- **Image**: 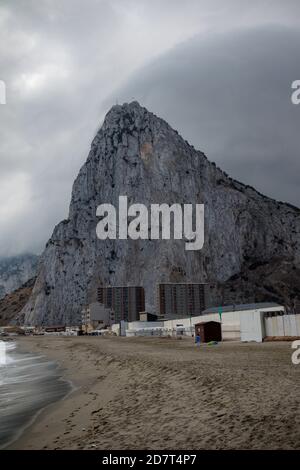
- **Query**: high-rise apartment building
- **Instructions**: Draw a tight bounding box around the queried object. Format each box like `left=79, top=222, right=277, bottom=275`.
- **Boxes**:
left=157, top=283, right=207, bottom=319
left=97, top=286, right=145, bottom=322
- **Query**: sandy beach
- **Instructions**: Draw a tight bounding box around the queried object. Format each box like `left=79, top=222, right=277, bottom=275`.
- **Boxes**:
left=8, top=336, right=300, bottom=450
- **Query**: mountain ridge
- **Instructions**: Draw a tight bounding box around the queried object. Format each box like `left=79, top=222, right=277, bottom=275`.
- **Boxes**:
left=0, top=277, right=36, bottom=326
left=0, top=254, right=39, bottom=300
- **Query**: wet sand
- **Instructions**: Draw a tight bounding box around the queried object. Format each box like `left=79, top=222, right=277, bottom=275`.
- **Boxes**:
left=9, top=336, right=300, bottom=450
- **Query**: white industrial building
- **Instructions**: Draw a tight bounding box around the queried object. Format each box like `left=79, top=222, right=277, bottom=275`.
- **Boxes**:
left=111, top=303, right=300, bottom=342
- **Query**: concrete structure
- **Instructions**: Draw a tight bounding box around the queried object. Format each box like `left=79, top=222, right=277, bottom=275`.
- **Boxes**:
left=44, top=325, right=66, bottom=333
left=264, top=312, right=300, bottom=337
left=119, top=302, right=295, bottom=342
left=111, top=313, right=238, bottom=339
left=81, top=302, right=111, bottom=334
left=98, top=286, right=145, bottom=322
left=240, top=308, right=300, bottom=341
left=111, top=320, right=164, bottom=337
left=111, top=322, right=122, bottom=336
left=157, top=283, right=206, bottom=319
left=139, top=312, right=158, bottom=322
left=65, top=326, right=82, bottom=336
left=202, top=302, right=284, bottom=315
left=240, top=310, right=266, bottom=342
left=203, top=303, right=285, bottom=342
left=163, top=310, right=241, bottom=340
left=126, top=321, right=165, bottom=337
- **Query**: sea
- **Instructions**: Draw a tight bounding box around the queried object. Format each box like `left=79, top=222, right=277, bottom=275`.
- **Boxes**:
left=0, top=339, right=71, bottom=449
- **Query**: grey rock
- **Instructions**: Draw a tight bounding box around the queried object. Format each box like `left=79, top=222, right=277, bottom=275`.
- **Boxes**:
left=0, top=254, right=39, bottom=300
left=20, top=102, right=300, bottom=325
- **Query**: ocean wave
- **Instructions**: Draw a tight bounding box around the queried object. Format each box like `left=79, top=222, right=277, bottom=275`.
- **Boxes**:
left=0, top=340, right=71, bottom=449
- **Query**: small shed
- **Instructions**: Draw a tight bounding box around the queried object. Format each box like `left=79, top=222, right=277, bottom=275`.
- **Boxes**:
left=195, top=321, right=222, bottom=343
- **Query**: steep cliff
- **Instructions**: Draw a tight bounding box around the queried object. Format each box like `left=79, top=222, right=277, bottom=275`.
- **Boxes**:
left=0, top=254, right=38, bottom=299
left=0, top=277, right=36, bottom=326
left=20, top=102, right=300, bottom=325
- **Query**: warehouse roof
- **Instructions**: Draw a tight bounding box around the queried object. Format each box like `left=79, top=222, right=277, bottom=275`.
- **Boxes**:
left=202, top=302, right=282, bottom=314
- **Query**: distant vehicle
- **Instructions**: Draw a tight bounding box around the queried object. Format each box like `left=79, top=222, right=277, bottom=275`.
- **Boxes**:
left=88, top=329, right=109, bottom=336
left=88, top=330, right=102, bottom=336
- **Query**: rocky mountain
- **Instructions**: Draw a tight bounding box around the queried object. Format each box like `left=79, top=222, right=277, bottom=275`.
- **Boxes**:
left=0, top=254, right=39, bottom=299
left=20, top=101, right=300, bottom=325
left=0, top=277, right=36, bottom=326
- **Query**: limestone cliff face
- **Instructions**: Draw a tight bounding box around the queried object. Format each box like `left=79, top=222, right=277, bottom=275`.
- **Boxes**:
left=0, top=277, right=36, bottom=326
left=0, top=254, right=38, bottom=300
left=21, top=102, right=300, bottom=325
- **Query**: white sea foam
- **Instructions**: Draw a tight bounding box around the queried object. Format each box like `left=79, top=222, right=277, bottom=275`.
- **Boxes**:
left=0, top=341, right=17, bottom=368
left=0, top=340, right=71, bottom=449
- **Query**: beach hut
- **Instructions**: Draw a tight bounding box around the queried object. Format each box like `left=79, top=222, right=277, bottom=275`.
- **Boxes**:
left=195, top=321, right=222, bottom=343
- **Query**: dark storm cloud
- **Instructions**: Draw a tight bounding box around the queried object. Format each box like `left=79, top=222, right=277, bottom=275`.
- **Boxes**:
left=112, top=26, right=300, bottom=207
left=0, top=0, right=300, bottom=257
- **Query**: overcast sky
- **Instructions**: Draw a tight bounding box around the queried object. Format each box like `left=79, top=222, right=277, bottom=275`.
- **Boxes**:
left=0, top=0, right=300, bottom=258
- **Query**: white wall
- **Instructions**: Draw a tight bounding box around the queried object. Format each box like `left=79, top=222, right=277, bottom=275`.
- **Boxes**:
left=127, top=321, right=164, bottom=330
left=122, top=312, right=241, bottom=340
left=265, top=314, right=300, bottom=337
left=163, top=311, right=241, bottom=340
left=112, top=305, right=300, bottom=342
left=240, top=310, right=265, bottom=342
left=111, top=321, right=130, bottom=336
left=111, top=323, right=120, bottom=335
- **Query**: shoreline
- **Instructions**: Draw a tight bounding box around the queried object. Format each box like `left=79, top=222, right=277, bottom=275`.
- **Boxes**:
left=3, top=376, right=73, bottom=450
left=8, top=336, right=131, bottom=450
left=7, top=336, right=300, bottom=450
left=2, top=339, right=73, bottom=450
left=6, top=338, right=80, bottom=450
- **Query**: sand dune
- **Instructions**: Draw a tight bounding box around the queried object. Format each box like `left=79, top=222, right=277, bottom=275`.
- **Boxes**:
left=10, top=336, right=300, bottom=450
